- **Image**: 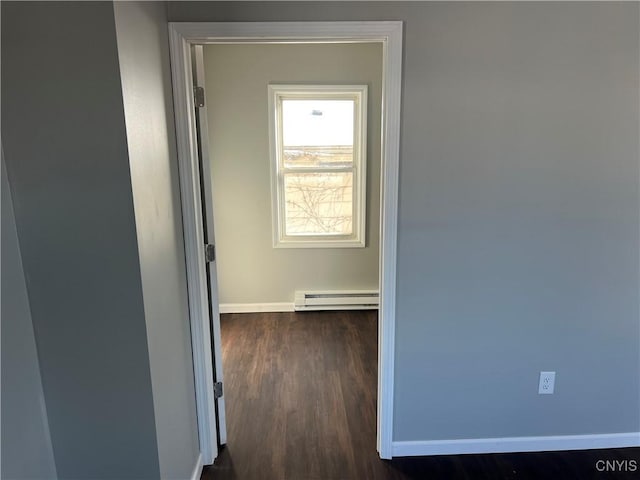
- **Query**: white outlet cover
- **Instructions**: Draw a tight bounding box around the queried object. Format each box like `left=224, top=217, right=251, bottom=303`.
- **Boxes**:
left=538, top=371, right=556, bottom=394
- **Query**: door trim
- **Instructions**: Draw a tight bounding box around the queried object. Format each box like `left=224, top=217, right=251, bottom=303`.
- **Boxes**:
left=168, top=21, right=403, bottom=461
left=168, top=27, right=219, bottom=465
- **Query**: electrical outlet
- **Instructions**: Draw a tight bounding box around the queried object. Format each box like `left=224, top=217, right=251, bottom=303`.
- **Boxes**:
left=538, top=371, right=556, bottom=394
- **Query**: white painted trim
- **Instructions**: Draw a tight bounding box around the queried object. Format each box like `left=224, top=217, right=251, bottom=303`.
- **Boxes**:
left=168, top=26, right=218, bottom=465
left=168, top=20, right=403, bottom=463
left=219, top=303, right=295, bottom=314
left=376, top=21, right=403, bottom=461
left=190, top=453, right=204, bottom=480
left=392, top=433, right=640, bottom=457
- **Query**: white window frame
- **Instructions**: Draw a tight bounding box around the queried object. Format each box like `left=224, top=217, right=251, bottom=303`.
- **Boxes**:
left=268, top=84, right=368, bottom=248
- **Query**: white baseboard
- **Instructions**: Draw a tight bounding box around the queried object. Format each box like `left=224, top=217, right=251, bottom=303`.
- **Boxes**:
left=219, top=302, right=295, bottom=314
left=190, top=452, right=203, bottom=480
left=392, top=432, right=640, bottom=457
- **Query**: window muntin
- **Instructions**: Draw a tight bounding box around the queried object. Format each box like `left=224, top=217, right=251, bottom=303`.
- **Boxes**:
left=269, top=85, right=367, bottom=248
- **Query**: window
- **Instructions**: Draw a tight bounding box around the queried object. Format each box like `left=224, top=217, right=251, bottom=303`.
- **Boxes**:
left=269, top=85, right=367, bottom=248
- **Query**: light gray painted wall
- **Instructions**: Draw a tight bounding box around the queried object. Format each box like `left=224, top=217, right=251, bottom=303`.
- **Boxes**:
left=2, top=156, right=58, bottom=480
left=113, top=2, right=200, bottom=478
left=203, top=43, right=382, bottom=305
left=170, top=2, right=640, bottom=442
left=1, top=2, right=160, bottom=477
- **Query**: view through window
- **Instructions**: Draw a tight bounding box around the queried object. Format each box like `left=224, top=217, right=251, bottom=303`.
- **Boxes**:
left=282, top=99, right=354, bottom=236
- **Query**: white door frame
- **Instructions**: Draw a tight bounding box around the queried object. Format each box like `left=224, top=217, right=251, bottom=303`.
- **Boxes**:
left=168, top=21, right=403, bottom=462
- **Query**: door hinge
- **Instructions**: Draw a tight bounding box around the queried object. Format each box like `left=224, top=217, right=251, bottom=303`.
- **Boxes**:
left=194, top=86, right=205, bottom=108
left=205, top=244, right=215, bottom=263
left=213, top=381, right=223, bottom=399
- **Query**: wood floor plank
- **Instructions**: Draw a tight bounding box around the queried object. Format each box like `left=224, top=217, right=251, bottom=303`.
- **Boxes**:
left=201, top=311, right=639, bottom=480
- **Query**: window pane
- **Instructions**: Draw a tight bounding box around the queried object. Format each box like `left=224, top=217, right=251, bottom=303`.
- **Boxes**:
left=283, top=145, right=353, bottom=169
left=282, top=99, right=354, bottom=168
left=284, top=172, right=353, bottom=236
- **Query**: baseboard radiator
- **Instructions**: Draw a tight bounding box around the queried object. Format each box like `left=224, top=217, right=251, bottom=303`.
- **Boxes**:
left=294, top=290, right=379, bottom=311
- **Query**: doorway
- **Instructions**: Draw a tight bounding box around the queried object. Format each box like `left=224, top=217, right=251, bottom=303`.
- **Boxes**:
left=168, top=21, right=403, bottom=463
left=201, top=42, right=382, bottom=314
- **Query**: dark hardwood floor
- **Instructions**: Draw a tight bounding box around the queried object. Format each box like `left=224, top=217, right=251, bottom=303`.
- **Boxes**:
left=201, top=311, right=639, bottom=480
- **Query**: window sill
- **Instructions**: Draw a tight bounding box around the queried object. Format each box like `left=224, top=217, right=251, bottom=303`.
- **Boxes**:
left=273, top=238, right=365, bottom=249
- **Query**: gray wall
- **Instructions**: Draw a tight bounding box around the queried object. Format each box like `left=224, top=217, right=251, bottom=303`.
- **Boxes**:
left=2, top=156, right=58, bottom=480
left=113, top=2, right=200, bottom=478
left=203, top=43, right=382, bottom=305
left=169, top=2, right=640, bottom=442
left=2, top=2, right=160, bottom=477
